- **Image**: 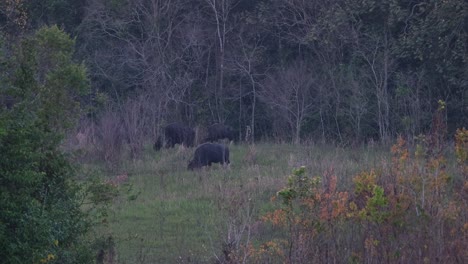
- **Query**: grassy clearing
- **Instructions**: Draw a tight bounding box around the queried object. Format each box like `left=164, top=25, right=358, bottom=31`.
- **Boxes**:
left=86, top=142, right=390, bottom=263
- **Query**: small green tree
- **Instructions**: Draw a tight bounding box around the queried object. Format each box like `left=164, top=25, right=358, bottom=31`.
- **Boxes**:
left=0, top=26, right=94, bottom=263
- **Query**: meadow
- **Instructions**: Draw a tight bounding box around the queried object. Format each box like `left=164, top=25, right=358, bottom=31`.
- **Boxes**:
left=83, top=132, right=467, bottom=264
left=83, top=142, right=384, bottom=263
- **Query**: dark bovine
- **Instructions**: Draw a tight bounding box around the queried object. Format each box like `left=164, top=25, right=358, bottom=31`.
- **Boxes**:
left=154, top=122, right=195, bottom=151
left=205, top=123, right=235, bottom=142
left=187, top=143, right=230, bottom=170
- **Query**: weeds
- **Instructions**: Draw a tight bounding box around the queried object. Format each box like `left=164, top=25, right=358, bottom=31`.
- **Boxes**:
left=246, top=126, right=467, bottom=263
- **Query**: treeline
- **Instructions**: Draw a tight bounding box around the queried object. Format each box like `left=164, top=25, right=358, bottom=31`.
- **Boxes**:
left=1, top=0, right=467, bottom=145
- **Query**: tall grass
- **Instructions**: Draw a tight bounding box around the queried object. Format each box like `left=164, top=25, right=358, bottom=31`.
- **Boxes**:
left=83, top=142, right=391, bottom=263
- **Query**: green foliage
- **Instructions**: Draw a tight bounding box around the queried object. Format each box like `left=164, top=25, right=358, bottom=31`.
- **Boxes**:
left=0, top=26, right=95, bottom=264
left=278, top=166, right=321, bottom=204
left=14, top=25, right=89, bottom=133
left=0, top=106, right=93, bottom=263
left=361, top=185, right=389, bottom=224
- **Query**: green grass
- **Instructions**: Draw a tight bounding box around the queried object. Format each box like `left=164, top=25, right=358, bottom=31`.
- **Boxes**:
left=86, top=142, right=390, bottom=263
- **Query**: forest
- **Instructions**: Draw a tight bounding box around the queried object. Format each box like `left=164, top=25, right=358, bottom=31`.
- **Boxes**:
left=2, top=0, right=467, bottom=146
left=0, top=0, right=467, bottom=263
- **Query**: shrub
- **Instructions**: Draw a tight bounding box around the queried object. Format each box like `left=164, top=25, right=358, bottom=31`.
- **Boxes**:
left=249, top=128, right=467, bottom=263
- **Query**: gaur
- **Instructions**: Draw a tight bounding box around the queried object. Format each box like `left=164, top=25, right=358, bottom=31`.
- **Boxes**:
left=187, top=143, right=230, bottom=170
left=154, top=122, right=195, bottom=151
left=205, top=123, right=235, bottom=142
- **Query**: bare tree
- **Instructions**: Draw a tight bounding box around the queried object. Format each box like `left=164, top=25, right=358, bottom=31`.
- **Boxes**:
left=121, top=94, right=163, bottom=159
left=344, top=70, right=369, bottom=142
left=260, top=61, right=317, bottom=144
left=394, top=70, right=428, bottom=142
left=352, top=17, right=396, bottom=142
left=202, top=0, right=240, bottom=122
left=230, top=31, right=267, bottom=143
left=79, top=0, right=200, bottom=140
left=96, top=105, right=124, bottom=169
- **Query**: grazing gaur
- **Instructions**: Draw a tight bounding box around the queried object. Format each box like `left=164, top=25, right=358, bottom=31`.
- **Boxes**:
left=205, top=123, right=235, bottom=142
left=154, top=122, right=195, bottom=151
left=187, top=143, right=230, bottom=170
